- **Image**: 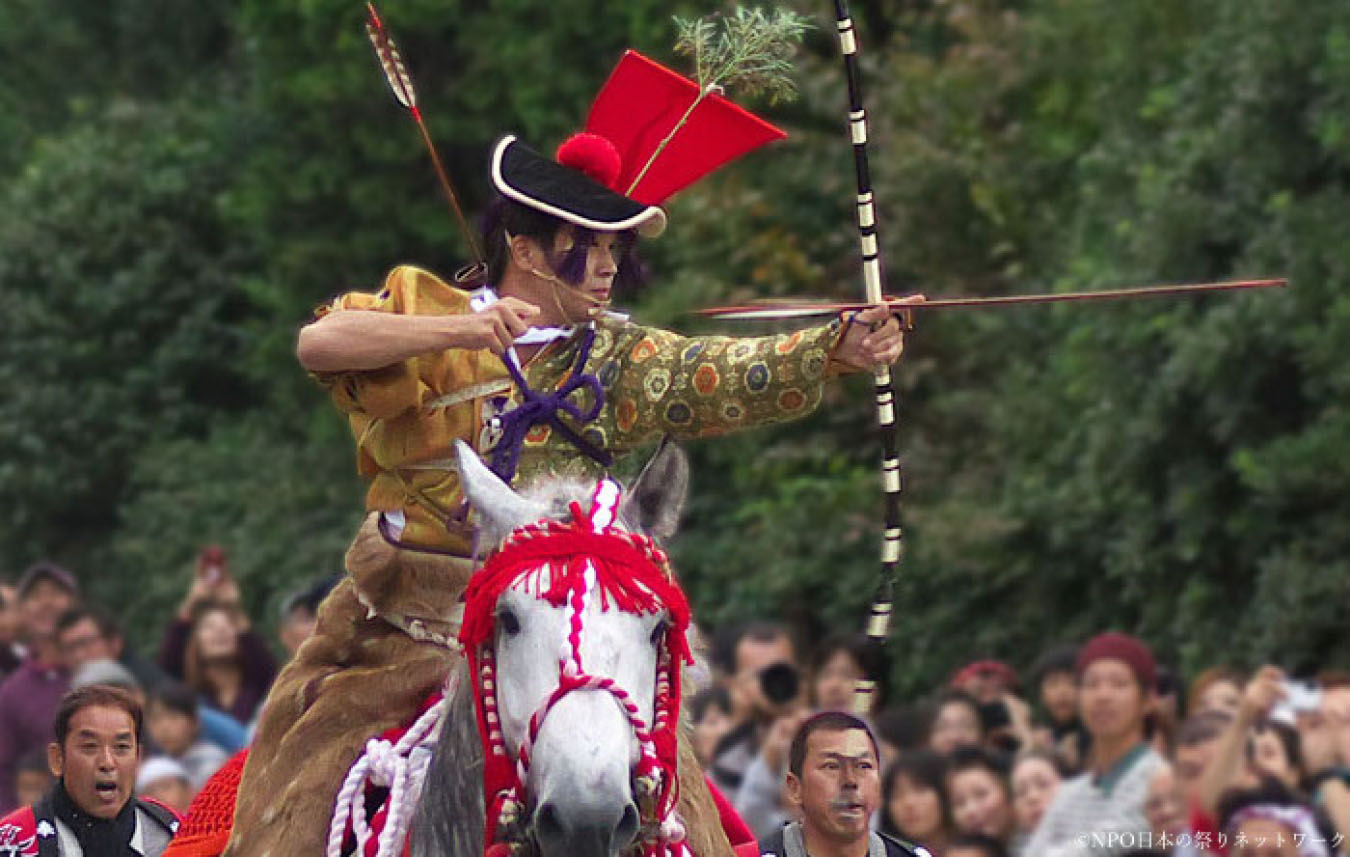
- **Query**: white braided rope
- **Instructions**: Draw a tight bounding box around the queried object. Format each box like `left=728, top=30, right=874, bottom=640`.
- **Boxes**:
left=326, top=689, right=451, bottom=857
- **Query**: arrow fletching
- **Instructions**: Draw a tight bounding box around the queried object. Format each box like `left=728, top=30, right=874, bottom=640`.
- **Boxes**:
left=366, top=3, right=417, bottom=110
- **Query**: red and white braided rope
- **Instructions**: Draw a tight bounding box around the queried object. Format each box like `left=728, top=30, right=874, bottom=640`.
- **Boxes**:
left=478, top=480, right=686, bottom=857
left=326, top=675, right=454, bottom=857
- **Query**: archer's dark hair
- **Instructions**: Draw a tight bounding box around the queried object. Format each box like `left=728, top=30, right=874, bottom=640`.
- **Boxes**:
left=480, top=196, right=647, bottom=295
left=54, top=685, right=143, bottom=747
left=788, top=711, right=879, bottom=778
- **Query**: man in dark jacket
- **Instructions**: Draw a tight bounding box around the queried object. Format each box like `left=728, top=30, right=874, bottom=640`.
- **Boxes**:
left=0, top=685, right=180, bottom=857
left=759, top=712, right=927, bottom=857
left=0, top=562, right=80, bottom=812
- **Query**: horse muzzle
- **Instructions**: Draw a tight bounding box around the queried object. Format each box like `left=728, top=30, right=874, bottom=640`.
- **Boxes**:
left=532, top=793, right=641, bottom=857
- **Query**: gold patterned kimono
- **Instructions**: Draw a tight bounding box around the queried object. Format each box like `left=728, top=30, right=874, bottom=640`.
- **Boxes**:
left=227, top=265, right=850, bottom=857
left=318, top=264, right=849, bottom=554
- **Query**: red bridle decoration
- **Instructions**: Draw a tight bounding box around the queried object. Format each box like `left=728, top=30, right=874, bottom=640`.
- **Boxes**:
left=459, top=480, right=693, bottom=857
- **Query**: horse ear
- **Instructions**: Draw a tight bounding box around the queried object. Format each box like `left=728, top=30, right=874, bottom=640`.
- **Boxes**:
left=622, top=436, right=689, bottom=541
left=454, top=440, right=547, bottom=545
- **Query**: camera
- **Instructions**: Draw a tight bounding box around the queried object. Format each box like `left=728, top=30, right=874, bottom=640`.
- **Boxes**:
left=1281, top=679, right=1322, bottom=713
left=759, top=662, right=800, bottom=706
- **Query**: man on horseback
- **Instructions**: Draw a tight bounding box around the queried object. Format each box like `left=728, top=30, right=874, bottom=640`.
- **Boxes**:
left=227, top=52, right=908, bottom=857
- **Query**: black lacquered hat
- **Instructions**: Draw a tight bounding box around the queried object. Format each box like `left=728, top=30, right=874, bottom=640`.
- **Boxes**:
left=491, top=134, right=668, bottom=237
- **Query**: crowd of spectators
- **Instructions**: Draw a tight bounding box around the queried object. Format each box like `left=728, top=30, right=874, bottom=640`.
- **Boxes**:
left=0, top=550, right=1347, bottom=857
left=693, top=623, right=1350, bottom=857
left=0, top=552, right=336, bottom=825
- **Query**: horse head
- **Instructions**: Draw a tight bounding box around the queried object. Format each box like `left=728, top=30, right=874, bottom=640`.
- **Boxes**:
left=443, top=440, right=692, bottom=857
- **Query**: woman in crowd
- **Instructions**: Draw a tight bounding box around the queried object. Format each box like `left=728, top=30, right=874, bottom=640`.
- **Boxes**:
left=1188, top=666, right=1245, bottom=717
left=946, top=747, right=1016, bottom=853
left=1009, top=748, right=1065, bottom=844
left=881, top=750, right=953, bottom=854
left=931, top=689, right=985, bottom=755
left=159, top=546, right=277, bottom=725
left=810, top=632, right=889, bottom=715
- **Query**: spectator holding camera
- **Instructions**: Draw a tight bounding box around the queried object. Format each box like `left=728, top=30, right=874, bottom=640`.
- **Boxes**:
left=1195, top=667, right=1294, bottom=820
left=731, top=638, right=812, bottom=837
left=1192, top=666, right=1350, bottom=848
left=711, top=622, right=800, bottom=793
left=158, top=546, right=276, bottom=726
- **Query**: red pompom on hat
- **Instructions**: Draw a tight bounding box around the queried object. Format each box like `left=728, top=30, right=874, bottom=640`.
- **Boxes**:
left=556, top=133, right=623, bottom=191
left=1076, top=632, right=1156, bottom=690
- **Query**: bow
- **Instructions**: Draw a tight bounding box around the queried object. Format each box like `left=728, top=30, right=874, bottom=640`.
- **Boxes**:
left=826, top=0, right=901, bottom=715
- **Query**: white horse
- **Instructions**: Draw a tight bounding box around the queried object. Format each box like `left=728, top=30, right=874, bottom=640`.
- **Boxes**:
left=408, top=440, right=700, bottom=857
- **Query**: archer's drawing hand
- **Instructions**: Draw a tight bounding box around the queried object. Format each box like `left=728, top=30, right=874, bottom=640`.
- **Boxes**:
left=460, top=297, right=541, bottom=354
left=835, top=298, right=923, bottom=369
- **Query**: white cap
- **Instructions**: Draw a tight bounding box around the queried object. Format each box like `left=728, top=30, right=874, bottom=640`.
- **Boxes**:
left=136, top=756, right=190, bottom=791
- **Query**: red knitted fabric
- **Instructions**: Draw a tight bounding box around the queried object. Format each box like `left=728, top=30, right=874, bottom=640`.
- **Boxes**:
left=161, top=749, right=249, bottom=857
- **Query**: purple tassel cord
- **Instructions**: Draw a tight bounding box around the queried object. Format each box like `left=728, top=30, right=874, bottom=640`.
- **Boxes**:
left=489, top=328, right=613, bottom=482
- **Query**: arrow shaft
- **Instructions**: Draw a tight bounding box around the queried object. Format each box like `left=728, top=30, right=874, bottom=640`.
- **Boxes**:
left=412, top=111, right=484, bottom=264
left=698, top=278, right=1287, bottom=320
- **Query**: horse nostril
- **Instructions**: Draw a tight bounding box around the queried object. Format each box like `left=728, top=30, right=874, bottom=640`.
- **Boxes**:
left=536, top=802, right=564, bottom=843
left=615, top=803, right=639, bottom=847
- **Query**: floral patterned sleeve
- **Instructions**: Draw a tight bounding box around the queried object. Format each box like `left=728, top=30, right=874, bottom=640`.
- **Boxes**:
left=604, top=319, right=847, bottom=448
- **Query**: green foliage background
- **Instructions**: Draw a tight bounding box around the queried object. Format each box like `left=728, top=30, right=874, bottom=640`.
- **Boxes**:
left=3, top=0, right=1348, bottom=690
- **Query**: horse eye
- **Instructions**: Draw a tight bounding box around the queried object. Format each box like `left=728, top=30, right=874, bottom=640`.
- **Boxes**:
left=498, top=608, right=521, bottom=637
left=649, top=619, right=668, bottom=647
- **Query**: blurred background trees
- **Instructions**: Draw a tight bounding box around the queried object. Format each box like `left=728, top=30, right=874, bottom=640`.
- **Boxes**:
left=4, top=0, right=1349, bottom=685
